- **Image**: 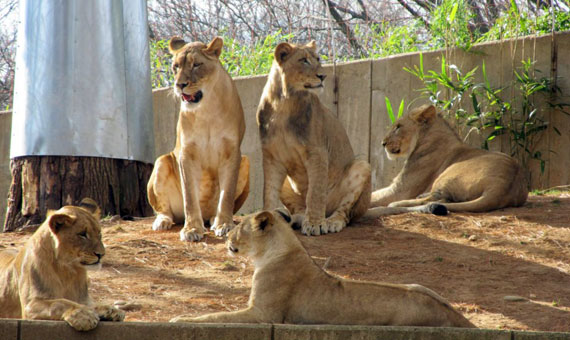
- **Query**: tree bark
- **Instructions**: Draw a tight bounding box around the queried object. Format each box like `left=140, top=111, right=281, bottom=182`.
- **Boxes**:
left=3, top=156, right=153, bottom=232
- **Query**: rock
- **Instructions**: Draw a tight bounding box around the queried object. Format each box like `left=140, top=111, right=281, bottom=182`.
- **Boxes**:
left=503, top=295, right=528, bottom=302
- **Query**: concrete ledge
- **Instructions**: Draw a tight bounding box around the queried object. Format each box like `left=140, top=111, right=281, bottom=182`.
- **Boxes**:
left=274, top=324, right=511, bottom=340
left=0, top=319, right=17, bottom=340
left=514, top=331, right=570, bottom=340
left=17, top=320, right=272, bottom=340
left=2, top=320, right=569, bottom=340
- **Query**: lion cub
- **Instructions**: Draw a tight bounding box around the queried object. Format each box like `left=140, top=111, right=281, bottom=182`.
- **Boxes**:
left=171, top=210, right=475, bottom=327
left=147, top=36, right=250, bottom=242
left=371, top=104, right=528, bottom=212
left=0, top=199, right=125, bottom=331
left=256, top=41, right=371, bottom=236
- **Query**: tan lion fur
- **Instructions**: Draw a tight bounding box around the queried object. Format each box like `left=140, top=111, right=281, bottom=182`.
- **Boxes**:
left=0, top=199, right=124, bottom=331
left=370, top=104, right=528, bottom=212
left=147, top=36, right=250, bottom=242
left=171, top=210, right=475, bottom=327
left=256, top=41, right=371, bottom=236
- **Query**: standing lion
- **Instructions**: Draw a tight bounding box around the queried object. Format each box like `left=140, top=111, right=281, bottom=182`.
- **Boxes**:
left=256, top=40, right=371, bottom=236
left=147, top=37, right=250, bottom=242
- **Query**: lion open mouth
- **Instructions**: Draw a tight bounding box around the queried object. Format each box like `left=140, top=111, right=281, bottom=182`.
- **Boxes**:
left=181, top=90, right=203, bottom=103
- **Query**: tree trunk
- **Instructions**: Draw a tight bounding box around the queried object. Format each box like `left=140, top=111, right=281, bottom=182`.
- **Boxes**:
left=3, top=156, right=153, bottom=232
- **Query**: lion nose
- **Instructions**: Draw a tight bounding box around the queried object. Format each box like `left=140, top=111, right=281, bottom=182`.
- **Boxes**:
left=176, top=82, right=188, bottom=90
left=95, top=252, right=104, bottom=260
left=381, top=140, right=387, bottom=147
left=317, top=74, right=326, bottom=81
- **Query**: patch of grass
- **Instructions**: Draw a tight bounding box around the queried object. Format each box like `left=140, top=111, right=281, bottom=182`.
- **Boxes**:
left=435, top=256, right=443, bottom=262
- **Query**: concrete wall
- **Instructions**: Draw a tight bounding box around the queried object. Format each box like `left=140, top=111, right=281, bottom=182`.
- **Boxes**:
left=2, top=32, right=570, bottom=219
left=1, top=320, right=569, bottom=340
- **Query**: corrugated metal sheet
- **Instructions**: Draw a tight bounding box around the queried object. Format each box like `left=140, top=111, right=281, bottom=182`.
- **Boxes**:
left=11, top=0, right=154, bottom=163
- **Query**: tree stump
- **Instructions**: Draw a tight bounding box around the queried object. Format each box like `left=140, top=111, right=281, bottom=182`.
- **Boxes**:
left=3, top=156, right=153, bottom=232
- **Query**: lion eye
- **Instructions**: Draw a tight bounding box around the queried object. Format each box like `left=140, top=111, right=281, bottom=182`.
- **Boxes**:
left=173, top=63, right=179, bottom=70
left=300, top=57, right=309, bottom=65
left=193, top=62, right=202, bottom=68
left=78, top=231, right=88, bottom=239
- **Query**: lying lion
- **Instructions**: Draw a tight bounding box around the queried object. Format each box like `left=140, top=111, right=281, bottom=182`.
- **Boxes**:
left=147, top=36, right=250, bottom=242
left=371, top=104, right=528, bottom=212
left=0, top=199, right=124, bottom=331
left=256, top=40, right=371, bottom=236
left=171, top=210, right=475, bottom=327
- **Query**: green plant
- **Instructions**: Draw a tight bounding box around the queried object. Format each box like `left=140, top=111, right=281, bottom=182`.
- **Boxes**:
left=358, top=21, right=421, bottom=59
left=221, top=30, right=294, bottom=77
left=385, top=97, right=405, bottom=123
left=427, top=0, right=474, bottom=51
left=405, top=53, right=568, bottom=179
left=149, top=39, right=174, bottom=88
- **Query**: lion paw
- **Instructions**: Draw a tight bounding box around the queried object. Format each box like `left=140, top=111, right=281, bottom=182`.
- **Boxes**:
left=152, top=215, right=173, bottom=231
left=63, top=306, right=99, bottom=331
left=180, top=223, right=205, bottom=242
left=326, top=215, right=347, bottom=233
left=301, top=219, right=327, bottom=236
left=94, top=304, right=125, bottom=322
left=210, top=220, right=235, bottom=237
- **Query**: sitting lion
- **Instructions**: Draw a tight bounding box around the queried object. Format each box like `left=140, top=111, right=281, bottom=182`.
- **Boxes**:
left=171, top=210, right=475, bottom=327
left=370, top=104, right=528, bottom=212
left=147, top=36, right=250, bottom=242
left=0, top=199, right=125, bottom=331
left=256, top=40, right=371, bottom=236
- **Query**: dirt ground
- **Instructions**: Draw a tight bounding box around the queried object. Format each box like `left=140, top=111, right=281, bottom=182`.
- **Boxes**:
left=1, top=193, right=569, bottom=332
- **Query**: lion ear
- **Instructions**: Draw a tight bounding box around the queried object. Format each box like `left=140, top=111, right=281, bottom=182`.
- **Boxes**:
left=411, top=104, right=436, bottom=124
left=79, top=198, right=101, bottom=221
left=254, top=211, right=275, bottom=231
left=275, top=42, right=294, bottom=65
left=204, top=37, right=223, bottom=58
left=47, top=212, right=76, bottom=234
left=306, top=40, right=317, bottom=51
left=169, top=36, right=186, bottom=53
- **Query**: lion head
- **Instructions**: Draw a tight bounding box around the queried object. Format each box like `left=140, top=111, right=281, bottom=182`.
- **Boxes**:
left=46, top=199, right=105, bottom=268
left=382, top=104, right=437, bottom=160
left=273, top=41, right=326, bottom=97
left=226, top=210, right=292, bottom=261
left=168, top=36, right=225, bottom=109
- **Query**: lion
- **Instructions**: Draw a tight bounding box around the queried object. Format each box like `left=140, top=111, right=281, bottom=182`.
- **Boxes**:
left=171, top=210, right=475, bottom=327
left=147, top=36, right=250, bottom=242
left=256, top=40, right=371, bottom=236
left=0, top=199, right=125, bottom=331
left=370, top=104, right=528, bottom=212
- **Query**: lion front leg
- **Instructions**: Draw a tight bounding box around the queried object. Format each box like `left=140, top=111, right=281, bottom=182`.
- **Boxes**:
left=302, top=149, right=329, bottom=236
left=262, top=151, right=288, bottom=210
left=326, top=160, right=371, bottom=233
left=25, top=298, right=99, bottom=331
left=210, top=148, right=241, bottom=237
left=178, top=149, right=207, bottom=242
